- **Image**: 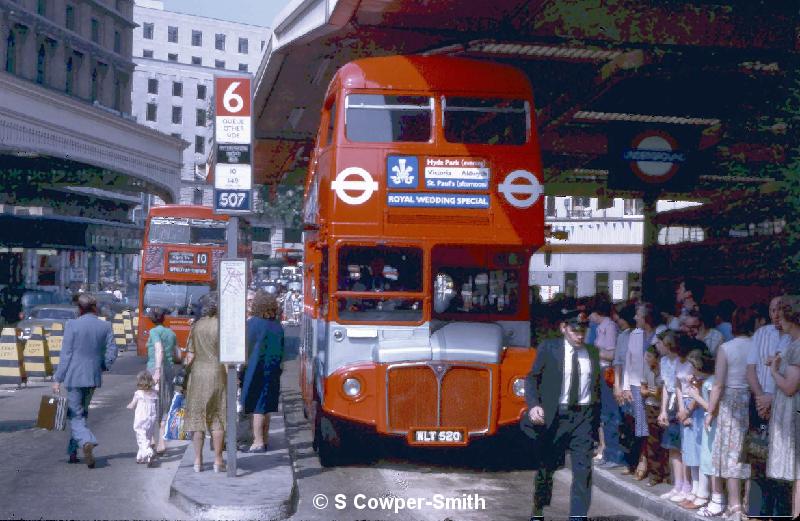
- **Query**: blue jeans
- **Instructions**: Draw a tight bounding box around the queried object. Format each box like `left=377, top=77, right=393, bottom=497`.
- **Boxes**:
left=66, top=387, right=97, bottom=455
left=600, top=378, right=625, bottom=464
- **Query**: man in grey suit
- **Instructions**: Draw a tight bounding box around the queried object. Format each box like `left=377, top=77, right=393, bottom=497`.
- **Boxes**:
left=52, top=293, right=116, bottom=468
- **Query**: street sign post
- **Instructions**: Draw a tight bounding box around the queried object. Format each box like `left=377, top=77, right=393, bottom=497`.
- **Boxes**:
left=213, top=76, right=253, bottom=477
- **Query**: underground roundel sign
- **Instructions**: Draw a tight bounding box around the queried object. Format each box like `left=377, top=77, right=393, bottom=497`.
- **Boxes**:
left=498, top=169, right=542, bottom=209
left=623, top=130, right=686, bottom=184
left=331, top=167, right=379, bottom=205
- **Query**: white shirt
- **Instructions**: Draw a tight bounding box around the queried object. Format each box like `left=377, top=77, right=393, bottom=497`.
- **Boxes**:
left=623, top=328, right=646, bottom=391
left=720, top=336, right=752, bottom=389
left=561, top=339, right=592, bottom=405
left=747, top=324, right=791, bottom=394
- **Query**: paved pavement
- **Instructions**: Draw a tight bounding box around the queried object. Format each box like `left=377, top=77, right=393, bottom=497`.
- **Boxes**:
left=0, top=350, right=188, bottom=520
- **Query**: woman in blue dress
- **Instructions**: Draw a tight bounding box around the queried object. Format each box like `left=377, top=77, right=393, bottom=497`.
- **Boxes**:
left=240, top=291, right=285, bottom=452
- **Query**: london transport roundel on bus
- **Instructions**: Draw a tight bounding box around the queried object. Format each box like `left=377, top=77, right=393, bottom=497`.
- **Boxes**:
left=331, top=167, right=379, bottom=205
left=625, top=130, right=684, bottom=184
left=498, top=170, right=542, bottom=209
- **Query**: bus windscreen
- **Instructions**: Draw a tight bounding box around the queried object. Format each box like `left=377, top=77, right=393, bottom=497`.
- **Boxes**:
left=345, top=94, right=432, bottom=143
left=148, top=217, right=227, bottom=245
left=143, top=281, right=210, bottom=317
left=443, top=97, right=528, bottom=145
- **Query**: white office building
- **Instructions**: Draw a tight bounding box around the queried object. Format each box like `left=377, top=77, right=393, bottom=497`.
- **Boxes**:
left=130, top=0, right=269, bottom=204
left=531, top=196, right=698, bottom=301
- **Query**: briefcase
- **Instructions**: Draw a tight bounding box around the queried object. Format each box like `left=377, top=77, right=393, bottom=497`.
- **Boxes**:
left=37, top=395, right=68, bottom=431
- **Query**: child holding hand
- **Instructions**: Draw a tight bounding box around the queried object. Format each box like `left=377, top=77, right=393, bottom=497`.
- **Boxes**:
left=128, top=370, right=158, bottom=464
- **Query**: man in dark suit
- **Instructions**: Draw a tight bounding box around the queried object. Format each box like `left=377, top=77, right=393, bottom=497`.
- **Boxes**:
left=521, top=309, right=602, bottom=521
left=52, top=293, right=116, bottom=468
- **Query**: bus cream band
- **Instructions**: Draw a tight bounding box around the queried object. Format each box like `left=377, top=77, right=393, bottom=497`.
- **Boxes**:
left=214, top=164, right=253, bottom=190
left=331, top=167, right=379, bottom=205
left=498, top=170, right=542, bottom=209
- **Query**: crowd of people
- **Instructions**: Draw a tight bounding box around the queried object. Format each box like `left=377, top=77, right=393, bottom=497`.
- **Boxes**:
left=578, top=280, right=800, bottom=520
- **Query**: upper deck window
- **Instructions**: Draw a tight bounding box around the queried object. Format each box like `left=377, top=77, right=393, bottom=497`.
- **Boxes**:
left=345, top=94, right=432, bottom=143
left=443, top=97, right=528, bottom=145
left=148, top=217, right=227, bottom=245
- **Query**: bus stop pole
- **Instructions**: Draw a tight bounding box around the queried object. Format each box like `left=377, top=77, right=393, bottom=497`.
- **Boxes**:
left=226, top=216, right=238, bottom=478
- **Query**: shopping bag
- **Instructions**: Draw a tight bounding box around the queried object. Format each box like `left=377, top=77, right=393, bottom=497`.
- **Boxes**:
left=163, top=391, right=188, bottom=441
left=37, top=395, right=67, bottom=431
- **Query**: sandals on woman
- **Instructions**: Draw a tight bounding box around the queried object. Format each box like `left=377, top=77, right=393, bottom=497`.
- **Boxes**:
left=723, top=505, right=745, bottom=521
left=697, top=501, right=725, bottom=518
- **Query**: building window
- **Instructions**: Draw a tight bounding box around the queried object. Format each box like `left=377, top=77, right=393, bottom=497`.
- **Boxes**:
left=191, top=56, right=201, bottom=65
left=191, top=30, right=202, bottom=47
left=194, top=136, right=205, bottom=154
left=36, top=43, right=47, bottom=84
left=91, top=18, right=101, bottom=44
left=565, top=272, right=577, bottom=299
left=5, top=31, right=15, bottom=74
left=172, top=106, right=182, bottom=124
left=167, top=53, right=178, bottom=62
left=624, top=198, right=644, bottom=216
left=193, top=188, right=203, bottom=205
left=146, top=103, right=157, bottom=121
left=260, top=40, right=265, bottom=50
left=143, top=22, right=154, bottom=40
left=90, top=66, right=98, bottom=102
left=215, top=59, right=225, bottom=69
left=143, top=49, right=153, bottom=58
left=595, top=272, right=609, bottom=297
left=65, top=56, right=74, bottom=94
left=170, top=132, right=181, bottom=139
left=196, top=84, right=206, bottom=99
left=113, top=74, right=122, bottom=111
left=195, top=108, right=206, bottom=126
left=545, top=196, right=556, bottom=217
left=238, top=37, right=248, bottom=54
left=37, top=0, right=47, bottom=16
left=65, top=5, right=75, bottom=30
left=172, top=81, right=182, bottom=97
left=114, top=31, right=121, bottom=53
left=215, top=33, right=225, bottom=51
left=147, top=78, right=158, bottom=94
left=238, top=63, right=248, bottom=72
left=167, top=26, right=178, bottom=43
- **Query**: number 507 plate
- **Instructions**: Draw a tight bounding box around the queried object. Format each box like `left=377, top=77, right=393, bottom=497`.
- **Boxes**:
left=408, top=428, right=467, bottom=446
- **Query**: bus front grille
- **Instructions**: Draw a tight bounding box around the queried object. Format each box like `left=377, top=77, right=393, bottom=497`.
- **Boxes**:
left=386, top=364, right=491, bottom=434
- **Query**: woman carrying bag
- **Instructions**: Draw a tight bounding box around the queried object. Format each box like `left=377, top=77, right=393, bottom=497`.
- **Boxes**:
left=146, top=307, right=177, bottom=455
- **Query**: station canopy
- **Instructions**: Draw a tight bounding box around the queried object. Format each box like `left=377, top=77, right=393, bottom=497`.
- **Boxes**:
left=252, top=0, right=798, bottom=201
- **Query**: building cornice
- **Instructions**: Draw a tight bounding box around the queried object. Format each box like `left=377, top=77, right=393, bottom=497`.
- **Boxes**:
left=84, top=0, right=137, bottom=29
left=0, top=71, right=182, bottom=201
left=1, top=0, right=135, bottom=71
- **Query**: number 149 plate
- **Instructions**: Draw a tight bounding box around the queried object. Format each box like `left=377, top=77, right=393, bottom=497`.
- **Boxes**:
left=408, top=428, right=467, bottom=446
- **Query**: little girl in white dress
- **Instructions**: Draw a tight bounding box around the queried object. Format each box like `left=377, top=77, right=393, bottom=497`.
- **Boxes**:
left=127, top=371, right=158, bottom=464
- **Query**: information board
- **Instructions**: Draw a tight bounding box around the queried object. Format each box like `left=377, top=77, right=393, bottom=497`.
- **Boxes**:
left=218, top=259, right=247, bottom=364
left=214, top=76, right=252, bottom=214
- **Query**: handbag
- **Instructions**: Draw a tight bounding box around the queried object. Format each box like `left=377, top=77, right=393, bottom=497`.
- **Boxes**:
left=37, top=395, right=67, bottom=431
left=163, top=391, right=189, bottom=441
left=603, top=366, right=615, bottom=388
left=744, top=424, right=769, bottom=465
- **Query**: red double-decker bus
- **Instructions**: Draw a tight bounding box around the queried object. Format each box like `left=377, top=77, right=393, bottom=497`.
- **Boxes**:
left=137, top=205, right=249, bottom=357
left=300, top=55, right=545, bottom=465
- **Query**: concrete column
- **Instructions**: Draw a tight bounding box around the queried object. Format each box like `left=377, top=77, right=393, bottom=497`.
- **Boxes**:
left=50, top=38, right=66, bottom=90
left=18, top=25, right=36, bottom=81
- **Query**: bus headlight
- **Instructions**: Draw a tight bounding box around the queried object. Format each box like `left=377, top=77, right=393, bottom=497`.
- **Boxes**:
left=333, top=329, right=344, bottom=342
left=343, top=378, right=361, bottom=398
left=512, top=377, right=525, bottom=397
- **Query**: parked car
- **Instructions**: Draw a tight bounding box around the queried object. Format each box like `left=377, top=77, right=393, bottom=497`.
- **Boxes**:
left=16, top=304, right=79, bottom=340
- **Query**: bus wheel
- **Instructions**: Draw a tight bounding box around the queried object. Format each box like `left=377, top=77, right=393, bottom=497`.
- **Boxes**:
left=313, top=403, right=343, bottom=467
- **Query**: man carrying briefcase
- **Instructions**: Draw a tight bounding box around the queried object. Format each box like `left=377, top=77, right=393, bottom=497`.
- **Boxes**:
left=51, top=294, right=116, bottom=468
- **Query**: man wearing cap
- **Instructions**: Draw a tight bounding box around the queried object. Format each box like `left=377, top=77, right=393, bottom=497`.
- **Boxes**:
left=521, top=309, right=602, bottom=521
